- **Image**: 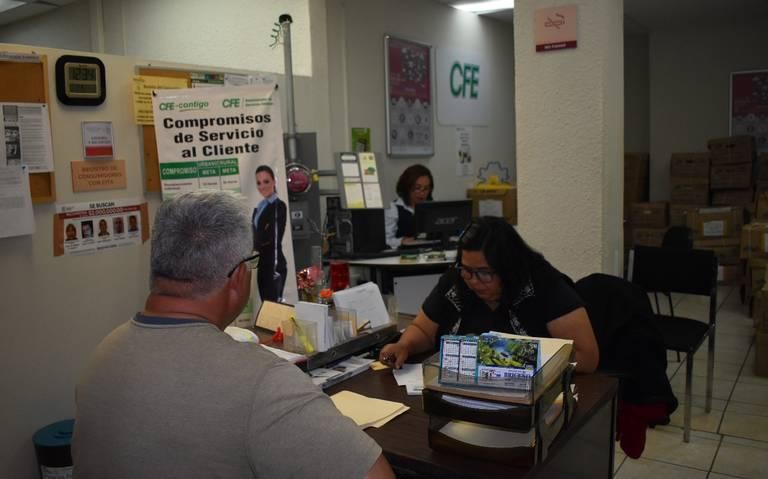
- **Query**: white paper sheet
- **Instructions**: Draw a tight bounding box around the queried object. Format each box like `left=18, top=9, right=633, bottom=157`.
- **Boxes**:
left=332, top=282, right=390, bottom=329
left=341, top=162, right=360, bottom=178
left=0, top=166, right=34, bottom=238
left=362, top=182, right=383, bottom=208
left=343, top=180, right=365, bottom=208
left=0, top=103, right=54, bottom=172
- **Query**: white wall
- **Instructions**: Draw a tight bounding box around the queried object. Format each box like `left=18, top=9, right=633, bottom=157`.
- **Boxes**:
left=514, top=0, right=624, bottom=279
left=325, top=0, right=516, bottom=205
left=648, top=20, right=768, bottom=201
left=0, top=0, right=91, bottom=51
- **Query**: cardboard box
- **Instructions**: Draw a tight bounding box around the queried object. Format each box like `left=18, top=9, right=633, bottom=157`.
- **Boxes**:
left=669, top=204, right=698, bottom=227
left=632, top=227, right=667, bottom=247
left=755, top=190, right=768, bottom=221
left=758, top=153, right=768, bottom=187
left=718, top=263, right=742, bottom=284
left=710, top=163, right=753, bottom=190
left=711, top=188, right=754, bottom=207
left=629, top=202, right=668, bottom=228
left=693, top=240, right=740, bottom=264
left=689, top=207, right=743, bottom=239
left=670, top=180, right=709, bottom=205
left=624, top=153, right=649, bottom=216
left=740, top=222, right=768, bottom=259
left=466, top=186, right=517, bottom=224
left=747, top=258, right=768, bottom=298
left=670, top=153, right=710, bottom=178
left=708, top=135, right=755, bottom=165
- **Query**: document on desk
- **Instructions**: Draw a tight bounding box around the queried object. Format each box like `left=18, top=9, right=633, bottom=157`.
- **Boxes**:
left=392, top=364, right=424, bottom=396
left=332, top=282, right=390, bottom=329
left=330, top=390, right=409, bottom=428
left=295, top=301, right=333, bottom=352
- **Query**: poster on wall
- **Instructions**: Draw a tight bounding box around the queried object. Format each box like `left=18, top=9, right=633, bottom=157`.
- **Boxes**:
left=151, top=85, right=298, bottom=305
left=53, top=198, right=149, bottom=256
left=436, top=47, right=489, bottom=126
left=385, top=35, right=434, bottom=157
left=731, top=70, right=768, bottom=152
left=0, top=102, right=54, bottom=172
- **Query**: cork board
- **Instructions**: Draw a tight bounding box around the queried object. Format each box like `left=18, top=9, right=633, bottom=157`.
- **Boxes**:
left=0, top=54, right=56, bottom=203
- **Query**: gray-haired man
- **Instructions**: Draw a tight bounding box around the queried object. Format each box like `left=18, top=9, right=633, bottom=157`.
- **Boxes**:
left=73, top=190, right=394, bottom=478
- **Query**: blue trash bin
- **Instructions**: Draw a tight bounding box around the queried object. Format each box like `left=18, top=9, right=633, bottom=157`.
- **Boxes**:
left=33, top=419, right=74, bottom=479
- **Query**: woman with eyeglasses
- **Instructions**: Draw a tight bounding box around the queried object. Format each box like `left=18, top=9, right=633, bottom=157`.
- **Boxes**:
left=380, top=216, right=600, bottom=373
left=252, top=165, right=287, bottom=302
left=384, top=164, right=434, bottom=249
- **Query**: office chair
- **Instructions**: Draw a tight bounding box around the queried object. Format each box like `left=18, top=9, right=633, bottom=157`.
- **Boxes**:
left=659, top=225, right=695, bottom=363
left=630, top=245, right=718, bottom=443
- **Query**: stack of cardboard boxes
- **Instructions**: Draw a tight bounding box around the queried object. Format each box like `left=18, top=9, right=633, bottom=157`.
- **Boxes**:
left=624, top=153, right=650, bottom=257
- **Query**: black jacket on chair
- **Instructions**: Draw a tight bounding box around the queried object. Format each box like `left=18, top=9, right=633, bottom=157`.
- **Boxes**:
left=575, top=273, right=678, bottom=414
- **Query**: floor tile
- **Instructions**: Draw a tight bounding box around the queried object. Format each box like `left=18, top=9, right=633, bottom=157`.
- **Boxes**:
left=726, top=400, right=768, bottom=417
left=693, top=348, right=748, bottom=366
left=640, top=426, right=720, bottom=470
left=668, top=404, right=724, bottom=433
left=707, top=474, right=744, bottom=479
left=614, top=450, right=626, bottom=474
left=730, top=381, right=768, bottom=407
left=720, top=408, right=768, bottom=442
left=614, top=458, right=708, bottom=478
left=690, top=359, right=742, bottom=381
left=671, top=375, right=735, bottom=401
left=712, top=436, right=768, bottom=478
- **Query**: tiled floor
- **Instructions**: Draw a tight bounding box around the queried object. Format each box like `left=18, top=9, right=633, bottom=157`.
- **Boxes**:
left=613, top=286, right=768, bottom=478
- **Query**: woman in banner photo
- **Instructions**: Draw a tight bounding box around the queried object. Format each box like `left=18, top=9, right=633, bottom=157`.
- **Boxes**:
left=252, top=165, right=287, bottom=302
left=379, top=216, right=600, bottom=372
left=384, top=164, right=434, bottom=249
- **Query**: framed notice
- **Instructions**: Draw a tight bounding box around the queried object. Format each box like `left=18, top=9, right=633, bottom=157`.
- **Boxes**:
left=731, top=70, right=768, bottom=152
left=384, top=35, right=434, bottom=157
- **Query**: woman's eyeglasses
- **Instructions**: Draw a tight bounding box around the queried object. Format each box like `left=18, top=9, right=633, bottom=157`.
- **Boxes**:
left=456, top=264, right=496, bottom=283
left=411, top=184, right=431, bottom=193
left=227, top=253, right=260, bottom=277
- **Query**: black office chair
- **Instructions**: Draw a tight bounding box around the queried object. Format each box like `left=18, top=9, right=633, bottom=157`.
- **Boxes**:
left=630, top=245, right=718, bottom=443
left=658, top=225, right=695, bottom=363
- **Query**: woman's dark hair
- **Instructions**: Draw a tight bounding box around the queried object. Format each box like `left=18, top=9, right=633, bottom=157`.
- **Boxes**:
left=396, top=164, right=434, bottom=204
left=456, top=217, right=544, bottom=298
left=255, top=165, right=275, bottom=179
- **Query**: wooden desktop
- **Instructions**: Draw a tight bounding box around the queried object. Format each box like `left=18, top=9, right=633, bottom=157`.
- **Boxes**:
left=325, top=368, right=618, bottom=479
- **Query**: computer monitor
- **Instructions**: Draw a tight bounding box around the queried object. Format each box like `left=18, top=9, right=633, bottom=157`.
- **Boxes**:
left=349, top=208, right=388, bottom=254
left=414, top=200, right=473, bottom=250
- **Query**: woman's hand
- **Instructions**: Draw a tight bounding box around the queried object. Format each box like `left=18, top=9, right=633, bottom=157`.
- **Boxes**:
left=379, top=343, right=410, bottom=369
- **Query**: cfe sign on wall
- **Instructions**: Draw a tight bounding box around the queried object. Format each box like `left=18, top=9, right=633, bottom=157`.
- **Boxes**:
left=437, top=47, right=489, bottom=126
left=535, top=5, right=578, bottom=52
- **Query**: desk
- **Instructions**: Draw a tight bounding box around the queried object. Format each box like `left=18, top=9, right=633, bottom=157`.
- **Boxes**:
left=326, top=370, right=618, bottom=479
left=344, top=254, right=454, bottom=295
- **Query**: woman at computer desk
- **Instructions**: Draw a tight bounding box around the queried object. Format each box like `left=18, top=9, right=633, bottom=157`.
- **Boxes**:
left=384, top=164, right=434, bottom=249
left=380, top=216, right=599, bottom=372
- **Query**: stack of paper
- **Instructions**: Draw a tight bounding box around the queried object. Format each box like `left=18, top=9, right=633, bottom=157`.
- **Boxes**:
left=309, top=355, right=374, bottom=389
left=295, top=301, right=334, bottom=352
left=392, top=363, right=424, bottom=395
left=332, top=282, right=390, bottom=329
left=260, top=344, right=307, bottom=363
left=330, top=390, right=409, bottom=428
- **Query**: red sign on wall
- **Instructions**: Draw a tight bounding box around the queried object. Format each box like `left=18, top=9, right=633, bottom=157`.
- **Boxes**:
left=535, top=5, right=578, bottom=53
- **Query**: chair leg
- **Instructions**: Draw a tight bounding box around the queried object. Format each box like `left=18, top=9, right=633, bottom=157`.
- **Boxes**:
left=684, top=352, right=693, bottom=443
left=706, top=329, right=716, bottom=414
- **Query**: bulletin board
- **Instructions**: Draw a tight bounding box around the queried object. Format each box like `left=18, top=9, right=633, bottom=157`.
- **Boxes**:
left=0, top=54, right=56, bottom=203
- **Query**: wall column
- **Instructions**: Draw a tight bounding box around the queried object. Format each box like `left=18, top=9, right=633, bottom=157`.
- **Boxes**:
left=514, top=0, right=623, bottom=279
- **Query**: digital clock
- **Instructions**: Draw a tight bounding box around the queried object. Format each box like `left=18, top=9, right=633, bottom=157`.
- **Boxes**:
left=55, top=55, right=106, bottom=106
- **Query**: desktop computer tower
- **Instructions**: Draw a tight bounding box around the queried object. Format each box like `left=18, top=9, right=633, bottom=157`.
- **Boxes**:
left=328, top=200, right=386, bottom=257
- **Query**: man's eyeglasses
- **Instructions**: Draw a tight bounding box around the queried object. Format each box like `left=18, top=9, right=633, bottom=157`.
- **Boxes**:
left=227, top=253, right=260, bottom=277
left=456, top=264, right=496, bottom=283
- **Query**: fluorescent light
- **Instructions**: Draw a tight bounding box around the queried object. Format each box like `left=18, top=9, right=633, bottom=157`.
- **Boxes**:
left=0, top=0, right=24, bottom=15
left=453, top=1, right=514, bottom=14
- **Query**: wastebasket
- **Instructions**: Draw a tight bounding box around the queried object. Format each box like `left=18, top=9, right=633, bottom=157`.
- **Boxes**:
left=33, top=419, right=74, bottom=479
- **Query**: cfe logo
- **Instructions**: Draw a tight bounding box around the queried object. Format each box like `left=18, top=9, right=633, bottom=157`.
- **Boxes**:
left=159, top=102, right=175, bottom=111
left=222, top=98, right=240, bottom=108
left=450, top=62, right=479, bottom=99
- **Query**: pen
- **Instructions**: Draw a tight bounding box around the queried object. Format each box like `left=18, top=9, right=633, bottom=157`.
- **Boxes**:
left=356, top=321, right=371, bottom=333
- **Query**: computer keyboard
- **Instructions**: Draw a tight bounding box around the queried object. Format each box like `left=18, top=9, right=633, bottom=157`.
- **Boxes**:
left=342, top=250, right=402, bottom=260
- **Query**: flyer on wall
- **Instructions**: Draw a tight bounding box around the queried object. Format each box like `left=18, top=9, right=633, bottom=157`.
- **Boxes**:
left=0, top=102, right=54, bottom=172
left=53, top=198, right=149, bottom=256
left=151, top=85, right=298, bottom=305
left=731, top=70, right=768, bottom=152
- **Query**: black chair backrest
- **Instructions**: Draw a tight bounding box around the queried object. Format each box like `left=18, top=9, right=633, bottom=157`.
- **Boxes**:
left=662, top=226, right=694, bottom=250
left=632, top=246, right=717, bottom=297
